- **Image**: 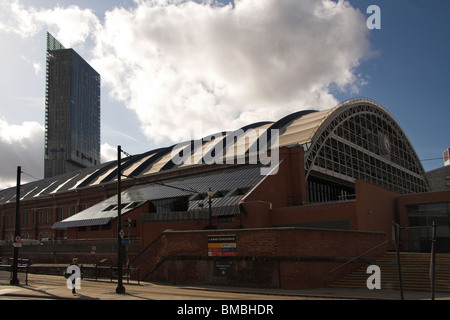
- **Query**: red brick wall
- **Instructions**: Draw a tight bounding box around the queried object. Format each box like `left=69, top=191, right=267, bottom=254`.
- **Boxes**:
left=240, top=201, right=272, bottom=228
left=242, top=147, right=306, bottom=211
left=269, top=200, right=357, bottom=228
left=286, top=147, right=307, bottom=205
left=141, top=220, right=210, bottom=247
left=131, top=227, right=387, bottom=289
left=254, top=180, right=399, bottom=251
left=354, top=180, right=398, bottom=244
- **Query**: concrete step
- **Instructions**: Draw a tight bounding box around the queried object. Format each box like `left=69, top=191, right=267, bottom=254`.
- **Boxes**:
left=330, top=252, right=450, bottom=292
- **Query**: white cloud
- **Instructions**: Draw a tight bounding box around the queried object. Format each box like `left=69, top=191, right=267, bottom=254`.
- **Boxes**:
left=101, top=142, right=117, bottom=163
left=1, top=0, right=100, bottom=47
left=0, top=0, right=372, bottom=182
left=20, top=55, right=42, bottom=75
left=0, top=124, right=116, bottom=190
left=32, top=62, right=42, bottom=75
left=91, top=0, right=370, bottom=144
left=0, top=119, right=44, bottom=189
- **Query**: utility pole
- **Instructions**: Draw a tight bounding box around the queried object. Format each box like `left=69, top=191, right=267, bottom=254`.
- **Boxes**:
left=208, top=188, right=213, bottom=228
left=431, top=220, right=436, bottom=300
left=10, top=166, right=21, bottom=285
left=116, top=146, right=125, bottom=294
left=393, top=222, right=404, bottom=300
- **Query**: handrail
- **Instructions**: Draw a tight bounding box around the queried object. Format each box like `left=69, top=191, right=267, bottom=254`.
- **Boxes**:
left=326, top=239, right=389, bottom=275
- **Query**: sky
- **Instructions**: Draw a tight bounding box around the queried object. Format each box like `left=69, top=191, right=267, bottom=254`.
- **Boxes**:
left=0, top=0, right=448, bottom=189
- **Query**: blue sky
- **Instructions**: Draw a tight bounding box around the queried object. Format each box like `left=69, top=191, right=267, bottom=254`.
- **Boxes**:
left=0, top=0, right=448, bottom=188
left=342, top=0, right=450, bottom=171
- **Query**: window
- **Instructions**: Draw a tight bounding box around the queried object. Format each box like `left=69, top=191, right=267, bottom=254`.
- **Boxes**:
left=406, top=202, right=450, bottom=252
left=217, top=215, right=235, bottom=223
left=102, top=221, right=111, bottom=230
left=152, top=196, right=189, bottom=213
left=306, top=105, right=428, bottom=196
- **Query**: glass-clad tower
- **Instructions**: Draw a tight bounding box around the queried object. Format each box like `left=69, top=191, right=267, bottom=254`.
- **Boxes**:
left=44, top=33, right=100, bottom=178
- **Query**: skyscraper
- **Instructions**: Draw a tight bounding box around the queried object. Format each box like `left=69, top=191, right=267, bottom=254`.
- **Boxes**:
left=44, top=32, right=101, bottom=178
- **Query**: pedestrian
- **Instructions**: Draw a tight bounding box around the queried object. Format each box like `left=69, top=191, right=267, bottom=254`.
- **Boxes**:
left=65, top=257, right=81, bottom=294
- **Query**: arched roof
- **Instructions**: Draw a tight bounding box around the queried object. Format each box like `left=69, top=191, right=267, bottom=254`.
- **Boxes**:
left=302, top=98, right=429, bottom=194
left=0, top=97, right=429, bottom=204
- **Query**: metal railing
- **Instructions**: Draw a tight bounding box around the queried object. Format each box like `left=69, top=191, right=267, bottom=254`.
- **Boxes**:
left=0, top=238, right=142, bottom=254
left=80, top=265, right=140, bottom=285
left=0, top=262, right=140, bottom=286
left=0, top=264, right=29, bottom=285
left=326, top=240, right=389, bottom=275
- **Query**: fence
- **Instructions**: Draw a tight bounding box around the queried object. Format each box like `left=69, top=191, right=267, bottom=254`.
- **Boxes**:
left=0, top=238, right=142, bottom=255
left=80, top=265, right=140, bottom=284
left=0, top=262, right=140, bottom=286
left=0, top=263, right=29, bottom=285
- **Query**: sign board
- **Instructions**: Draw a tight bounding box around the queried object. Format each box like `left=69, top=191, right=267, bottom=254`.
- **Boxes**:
left=13, top=235, right=22, bottom=247
left=214, top=261, right=234, bottom=277
left=208, top=235, right=236, bottom=257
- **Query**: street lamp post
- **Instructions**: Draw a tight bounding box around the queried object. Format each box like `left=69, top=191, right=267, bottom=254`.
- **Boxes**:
left=10, top=166, right=21, bottom=285
left=207, top=188, right=213, bottom=228
left=392, top=222, right=404, bottom=300
left=116, top=146, right=125, bottom=294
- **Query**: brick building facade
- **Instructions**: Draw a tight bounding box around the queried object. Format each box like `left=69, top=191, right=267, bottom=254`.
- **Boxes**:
left=1, top=98, right=448, bottom=288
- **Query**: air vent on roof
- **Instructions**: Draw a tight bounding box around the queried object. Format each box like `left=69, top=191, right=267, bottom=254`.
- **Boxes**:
left=102, top=204, right=116, bottom=212
left=102, top=203, right=130, bottom=212
left=191, top=193, right=207, bottom=201
left=125, top=202, right=142, bottom=210
left=212, top=190, right=229, bottom=198
left=230, top=187, right=250, bottom=196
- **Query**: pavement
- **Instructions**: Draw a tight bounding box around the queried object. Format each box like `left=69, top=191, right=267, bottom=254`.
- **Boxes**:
left=0, top=272, right=449, bottom=301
